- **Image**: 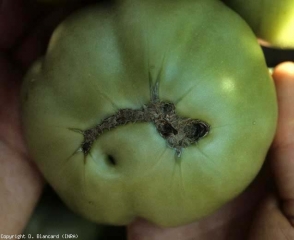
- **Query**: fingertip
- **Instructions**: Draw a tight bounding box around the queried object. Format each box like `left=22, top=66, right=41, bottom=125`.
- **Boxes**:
left=270, top=61, right=294, bottom=132
left=272, top=62, right=294, bottom=82
left=269, top=61, right=294, bottom=227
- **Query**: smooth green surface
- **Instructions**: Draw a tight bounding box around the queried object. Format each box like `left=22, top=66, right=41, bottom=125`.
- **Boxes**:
left=21, top=0, right=277, bottom=227
left=223, top=0, right=294, bottom=48
left=24, top=186, right=105, bottom=239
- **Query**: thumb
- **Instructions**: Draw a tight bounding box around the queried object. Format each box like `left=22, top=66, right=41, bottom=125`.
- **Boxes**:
left=249, top=62, right=294, bottom=239
left=271, top=62, right=294, bottom=223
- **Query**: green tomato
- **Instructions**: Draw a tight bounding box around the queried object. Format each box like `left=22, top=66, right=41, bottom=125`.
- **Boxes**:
left=21, top=0, right=277, bottom=227
left=222, top=0, right=294, bottom=48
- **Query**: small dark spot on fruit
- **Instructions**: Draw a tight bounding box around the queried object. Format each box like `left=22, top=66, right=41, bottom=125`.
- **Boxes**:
left=107, top=155, right=116, bottom=166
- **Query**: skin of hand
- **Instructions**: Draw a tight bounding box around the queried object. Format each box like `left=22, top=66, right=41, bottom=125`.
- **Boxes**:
left=1, top=1, right=294, bottom=238
left=0, top=0, right=88, bottom=234
left=0, top=0, right=43, bottom=234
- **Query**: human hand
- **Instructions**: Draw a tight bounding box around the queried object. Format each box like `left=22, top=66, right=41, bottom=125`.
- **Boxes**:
left=2, top=1, right=293, bottom=238
left=0, top=0, right=43, bottom=234
left=0, top=0, right=91, bottom=234
left=127, top=63, right=294, bottom=240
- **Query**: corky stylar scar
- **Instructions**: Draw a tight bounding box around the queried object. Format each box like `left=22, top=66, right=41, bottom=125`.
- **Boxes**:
left=77, top=81, right=210, bottom=157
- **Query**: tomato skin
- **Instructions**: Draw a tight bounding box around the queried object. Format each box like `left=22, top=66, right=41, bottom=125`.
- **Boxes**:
left=21, top=0, right=277, bottom=227
left=222, top=0, right=294, bottom=48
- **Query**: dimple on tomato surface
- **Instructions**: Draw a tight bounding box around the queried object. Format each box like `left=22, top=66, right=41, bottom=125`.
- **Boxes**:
left=21, top=0, right=277, bottom=227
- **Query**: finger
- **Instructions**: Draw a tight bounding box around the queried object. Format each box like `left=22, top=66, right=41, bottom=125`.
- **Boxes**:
left=0, top=141, right=44, bottom=234
left=248, top=195, right=294, bottom=240
left=0, top=53, right=26, bottom=154
left=0, top=53, right=44, bottom=234
left=270, top=62, right=294, bottom=224
left=245, top=62, right=294, bottom=239
left=127, top=218, right=201, bottom=240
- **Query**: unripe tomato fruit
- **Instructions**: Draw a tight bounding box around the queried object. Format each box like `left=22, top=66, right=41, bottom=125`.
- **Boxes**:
left=222, top=0, right=294, bottom=48
left=21, top=0, right=277, bottom=227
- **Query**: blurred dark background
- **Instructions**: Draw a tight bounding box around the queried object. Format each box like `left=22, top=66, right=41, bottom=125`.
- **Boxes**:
left=262, top=46, right=294, bottom=67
